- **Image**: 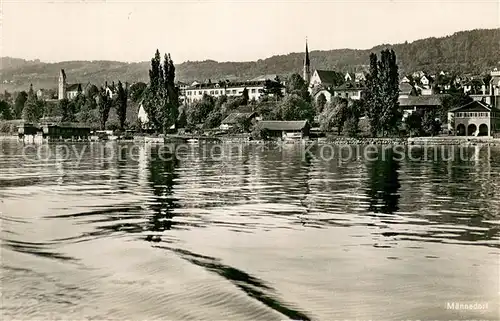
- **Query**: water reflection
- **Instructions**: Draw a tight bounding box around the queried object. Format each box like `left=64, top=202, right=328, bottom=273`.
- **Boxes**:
left=365, top=147, right=401, bottom=215
left=1, top=140, right=499, bottom=320
left=146, top=146, right=179, bottom=235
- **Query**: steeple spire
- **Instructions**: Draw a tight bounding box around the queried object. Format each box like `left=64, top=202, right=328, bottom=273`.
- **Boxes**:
left=304, top=37, right=310, bottom=67
left=303, top=38, right=311, bottom=84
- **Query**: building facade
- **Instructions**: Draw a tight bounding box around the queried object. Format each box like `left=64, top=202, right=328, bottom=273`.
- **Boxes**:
left=184, top=81, right=266, bottom=104
left=58, top=69, right=66, bottom=100
left=258, top=120, right=310, bottom=140
left=58, top=69, right=84, bottom=100
left=450, top=100, right=500, bottom=137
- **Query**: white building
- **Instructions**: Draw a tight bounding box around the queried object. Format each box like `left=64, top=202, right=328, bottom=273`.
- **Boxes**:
left=184, top=80, right=267, bottom=104
left=137, top=102, right=149, bottom=124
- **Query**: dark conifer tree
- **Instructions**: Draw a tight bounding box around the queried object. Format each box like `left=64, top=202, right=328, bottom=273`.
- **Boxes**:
left=97, top=88, right=112, bottom=129
left=115, top=81, right=128, bottom=130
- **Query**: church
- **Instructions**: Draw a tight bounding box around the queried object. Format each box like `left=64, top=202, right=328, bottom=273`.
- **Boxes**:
left=302, top=41, right=366, bottom=103
left=58, top=69, right=85, bottom=100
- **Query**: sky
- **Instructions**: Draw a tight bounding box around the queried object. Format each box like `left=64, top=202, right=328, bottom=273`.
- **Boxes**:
left=2, top=0, right=499, bottom=64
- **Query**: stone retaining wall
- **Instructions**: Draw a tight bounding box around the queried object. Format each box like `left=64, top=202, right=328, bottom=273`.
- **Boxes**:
left=324, top=137, right=408, bottom=145
left=408, top=137, right=500, bottom=146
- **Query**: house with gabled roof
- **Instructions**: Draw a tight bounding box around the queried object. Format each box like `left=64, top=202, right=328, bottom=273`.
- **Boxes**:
left=398, top=95, right=445, bottom=119
left=412, top=71, right=425, bottom=79
left=354, top=72, right=366, bottom=83
left=344, top=72, right=354, bottom=82
left=450, top=100, right=500, bottom=136
left=220, top=111, right=257, bottom=131
left=399, top=82, right=414, bottom=98
left=401, top=75, right=412, bottom=84
left=419, top=75, right=434, bottom=88
left=308, top=69, right=344, bottom=92
left=66, top=83, right=83, bottom=99
left=258, top=120, right=310, bottom=140
left=332, top=82, right=365, bottom=100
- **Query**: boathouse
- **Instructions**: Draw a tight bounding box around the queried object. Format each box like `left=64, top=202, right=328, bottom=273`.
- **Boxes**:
left=17, top=123, right=40, bottom=138
left=449, top=100, right=500, bottom=136
left=220, top=111, right=257, bottom=131
left=41, top=124, right=91, bottom=140
left=258, top=120, right=310, bottom=140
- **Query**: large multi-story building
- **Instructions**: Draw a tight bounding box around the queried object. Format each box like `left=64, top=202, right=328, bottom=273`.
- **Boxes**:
left=184, top=80, right=267, bottom=104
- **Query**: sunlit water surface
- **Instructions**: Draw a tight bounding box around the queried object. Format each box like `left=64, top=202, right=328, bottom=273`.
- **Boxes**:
left=1, top=140, right=499, bottom=320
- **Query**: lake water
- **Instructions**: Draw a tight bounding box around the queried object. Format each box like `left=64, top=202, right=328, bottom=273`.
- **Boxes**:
left=1, top=139, right=499, bottom=320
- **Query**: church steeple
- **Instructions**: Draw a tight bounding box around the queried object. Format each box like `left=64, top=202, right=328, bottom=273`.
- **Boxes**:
left=303, top=38, right=311, bottom=84
left=58, top=69, right=67, bottom=100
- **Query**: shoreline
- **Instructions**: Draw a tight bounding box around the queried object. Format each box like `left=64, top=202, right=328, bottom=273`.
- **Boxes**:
left=3, top=134, right=500, bottom=146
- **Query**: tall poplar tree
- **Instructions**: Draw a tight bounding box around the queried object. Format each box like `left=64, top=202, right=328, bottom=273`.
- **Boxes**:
left=98, top=88, right=112, bottom=129
left=365, top=53, right=381, bottom=137
left=115, top=81, right=128, bottom=130
left=378, top=49, right=401, bottom=136
left=143, top=49, right=178, bottom=133
left=365, top=49, right=400, bottom=137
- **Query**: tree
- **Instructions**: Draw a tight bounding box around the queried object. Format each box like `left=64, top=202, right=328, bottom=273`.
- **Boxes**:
left=262, top=76, right=284, bottom=101
left=14, top=91, right=28, bottom=119
left=85, top=84, right=99, bottom=99
left=365, top=53, right=381, bottom=137
left=142, top=50, right=163, bottom=130
left=142, top=50, right=179, bottom=133
left=319, top=97, right=348, bottom=134
left=163, top=54, right=179, bottom=132
left=251, top=125, right=270, bottom=140
left=242, top=87, right=249, bottom=105
left=438, top=88, right=472, bottom=124
left=404, top=112, right=423, bottom=137
left=77, top=96, right=98, bottom=124
left=343, top=116, right=359, bottom=137
left=278, top=94, right=315, bottom=122
left=377, top=49, right=401, bottom=136
left=115, top=81, right=128, bottom=130
left=0, top=100, right=13, bottom=120
left=343, top=99, right=363, bottom=137
left=286, top=73, right=310, bottom=101
left=316, top=93, right=327, bottom=113
left=421, top=110, right=441, bottom=136
left=1, top=90, right=12, bottom=102
left=204, top=109, right=223, bottom=129
left=73, top=93, right=86, bottom=114
left=97, top=88, right=112, bottom=129
left=59, top=98, right=74, bottom=122
left=186, top=94, right=215, bottom=127
left=150, top=49, right=162, bottom=91
left=129, top=82, right=147, bottom=102
left=22, top=85, right=43, bottom=122
left=365, top=49, right=400, bottom=137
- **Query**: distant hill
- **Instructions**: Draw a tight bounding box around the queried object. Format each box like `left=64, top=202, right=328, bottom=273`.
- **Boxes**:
left=1, top=28, right=499, bottom=92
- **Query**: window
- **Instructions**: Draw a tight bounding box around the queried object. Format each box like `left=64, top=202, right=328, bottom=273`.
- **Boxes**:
left=198, top=91, right=202, bottom=95
left=210, top=90, right=214, bottom=95
left=258, top=89, right=263, bottom=93
left=251, top=89, right=256, bottom=93
left=215, top=90, right=219, bottom=95
left=232, top=90, right=237, bottom=94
